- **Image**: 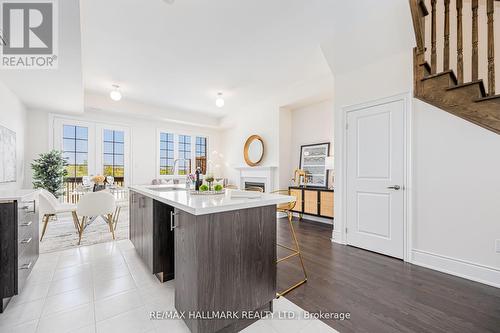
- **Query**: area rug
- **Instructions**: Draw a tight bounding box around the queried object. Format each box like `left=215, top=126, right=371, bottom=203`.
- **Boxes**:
left=39, top=207, right=129, bottom=254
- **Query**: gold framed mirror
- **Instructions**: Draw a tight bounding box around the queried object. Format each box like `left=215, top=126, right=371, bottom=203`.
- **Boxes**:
left=244, top=135, right=264, bottom=166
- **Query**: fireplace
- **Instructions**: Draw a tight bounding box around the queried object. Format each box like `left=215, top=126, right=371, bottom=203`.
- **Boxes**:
left=245, top=182, right=265, bottom=192
left=236, top=166, right=276, bottom=193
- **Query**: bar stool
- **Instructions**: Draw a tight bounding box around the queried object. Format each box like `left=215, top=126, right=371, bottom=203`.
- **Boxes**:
left=272, top=189, right=307, bottom=297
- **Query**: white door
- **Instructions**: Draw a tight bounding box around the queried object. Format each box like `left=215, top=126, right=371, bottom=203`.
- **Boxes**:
left=346, top=99, right=405, bottom=259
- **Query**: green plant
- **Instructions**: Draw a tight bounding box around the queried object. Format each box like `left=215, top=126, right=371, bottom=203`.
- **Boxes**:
left=31, top=150, right=68, bottom=198
left=199, top=184, right=209, bottom=192
left=214, top=184, right=223, bottom=191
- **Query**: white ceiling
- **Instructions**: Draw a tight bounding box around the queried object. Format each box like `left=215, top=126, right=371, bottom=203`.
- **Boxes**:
left=80, top=0, right=336, bottom=118
left=0, top=0, right=83, bottom=113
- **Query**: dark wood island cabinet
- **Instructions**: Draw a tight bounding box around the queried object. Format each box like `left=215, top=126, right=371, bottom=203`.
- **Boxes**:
left=0, top=191, right=39, bottom=313
left=128, top=186, right=293, bottom=333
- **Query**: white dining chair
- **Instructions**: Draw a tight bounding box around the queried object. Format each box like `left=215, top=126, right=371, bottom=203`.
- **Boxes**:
left=72, top=192, right=116, bottom=245
left=39, top=190, right=78, bottom=242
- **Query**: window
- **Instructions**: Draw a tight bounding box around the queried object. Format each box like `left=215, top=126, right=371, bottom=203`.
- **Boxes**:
left=195, top=136, right=207, bottom=174
left=160, top=133, right=174, bottom=175
left=178, top=135, right=191, bottom=175
left=63, top=125, right=89, bottom=178
left=103, top=129, right=125, bottom=178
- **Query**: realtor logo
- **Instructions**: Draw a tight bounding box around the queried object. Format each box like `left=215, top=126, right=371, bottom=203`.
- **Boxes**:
left=0, top=0, right=58, bottom=69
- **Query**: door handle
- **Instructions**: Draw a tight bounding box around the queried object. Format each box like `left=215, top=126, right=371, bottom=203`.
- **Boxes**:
left=387, top=185, right=401, bottom=190
left=170, top=211, right=179, bottom=231
left=20, top=221, right=33, bottom=227
left=19, top=262, right=32, bottom=270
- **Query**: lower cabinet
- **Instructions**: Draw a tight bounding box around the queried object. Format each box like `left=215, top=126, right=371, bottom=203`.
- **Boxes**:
left=0, top=198, right=39, bottom=313
left=129, top=190, right=175, bottom=282
left=289, top=187, right=334, bottom=219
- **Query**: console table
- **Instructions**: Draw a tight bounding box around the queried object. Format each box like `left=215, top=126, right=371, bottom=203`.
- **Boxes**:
left=288, top=186, right=334, bottom=220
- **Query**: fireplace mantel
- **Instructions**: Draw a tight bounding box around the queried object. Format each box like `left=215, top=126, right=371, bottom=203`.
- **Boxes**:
left=234, top=166, right=277, bottom=193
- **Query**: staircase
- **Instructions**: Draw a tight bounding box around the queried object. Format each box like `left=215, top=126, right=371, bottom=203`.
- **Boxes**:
left=410, top=0, right=500, bottom=134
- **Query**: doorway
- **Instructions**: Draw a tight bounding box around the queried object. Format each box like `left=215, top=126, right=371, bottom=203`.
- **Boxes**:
left=344, top=95, right=410, bottom=259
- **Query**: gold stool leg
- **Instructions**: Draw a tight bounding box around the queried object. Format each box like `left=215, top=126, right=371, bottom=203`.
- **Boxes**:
left=276, top=211, right=308, bottom=298
left=77, top=216, right=86, bottom=245
left=107, top=214, right=116, bottom=240
left=40, top=214, right=51, bottom=242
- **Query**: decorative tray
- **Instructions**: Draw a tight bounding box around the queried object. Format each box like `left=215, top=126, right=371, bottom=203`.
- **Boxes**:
left=189, top=189, right=226, bottom=195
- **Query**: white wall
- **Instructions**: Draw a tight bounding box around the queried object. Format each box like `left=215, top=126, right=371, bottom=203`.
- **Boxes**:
left=329, top=2, right=500, bottom=287
left=24, top=109, right=222, bottom=187
left=220, top=102, right=280, bottom=187
left=289, top=99, right=334, bottom=180
left=278, top=108, right=292, bottom=189
left=0, top=80, right=26, bottom=190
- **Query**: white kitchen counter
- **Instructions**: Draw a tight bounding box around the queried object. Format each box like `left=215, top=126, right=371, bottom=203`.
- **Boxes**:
left=0, top=189, right=39, bottom=202
left=129, top=184, right=293, bottom=216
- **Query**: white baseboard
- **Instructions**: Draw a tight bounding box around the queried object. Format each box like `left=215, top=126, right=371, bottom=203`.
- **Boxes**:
left=331, top=230, right=346, bottom=244
left=412, top=249, right=500, bottom=289
left=291, top=213, right=333, bottom=225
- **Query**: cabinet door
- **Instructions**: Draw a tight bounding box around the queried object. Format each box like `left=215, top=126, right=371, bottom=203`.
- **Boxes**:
left=141, top=196, right=154, bottom=272
left=320, top=191, right=334, bottom=218
left=289, top=189, right=303, bottom=213
left=303, top=190, right=318, bottom=215
left=129, top=191, right=143, bottom=257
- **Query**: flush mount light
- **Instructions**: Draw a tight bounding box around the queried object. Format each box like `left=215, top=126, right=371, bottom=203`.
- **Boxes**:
left=110, top=85, right=122, bottom=101
left=215, top=92, right=225, bottom=108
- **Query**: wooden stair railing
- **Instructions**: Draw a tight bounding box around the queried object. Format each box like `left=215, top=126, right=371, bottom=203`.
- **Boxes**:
left=410, top=0, right=500, bottom=134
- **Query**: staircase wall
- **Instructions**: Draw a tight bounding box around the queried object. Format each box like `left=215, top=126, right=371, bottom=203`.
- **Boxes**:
left=328, top=2, right=500, bottom=286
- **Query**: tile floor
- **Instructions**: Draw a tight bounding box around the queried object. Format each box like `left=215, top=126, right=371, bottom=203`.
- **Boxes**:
left=0, top=240, right=338, bottom=333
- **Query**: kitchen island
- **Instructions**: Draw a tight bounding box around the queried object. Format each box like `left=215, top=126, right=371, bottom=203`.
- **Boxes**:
left=128, top=185, right=293, bottom=333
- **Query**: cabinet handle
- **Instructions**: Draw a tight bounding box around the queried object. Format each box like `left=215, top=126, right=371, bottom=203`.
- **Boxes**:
left=170, top=211, right=179, bottom=231
left=20, top=237, right=32, bottom=244
left=20, top=221, right=33, bottom=227
left=19, top=262, right=32, bottom=270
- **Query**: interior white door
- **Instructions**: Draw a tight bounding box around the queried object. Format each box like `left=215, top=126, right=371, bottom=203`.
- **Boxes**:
left=346, top=99, right=405, bottom=259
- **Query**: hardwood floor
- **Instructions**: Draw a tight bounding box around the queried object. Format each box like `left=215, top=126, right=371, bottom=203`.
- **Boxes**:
left=276, top=217, right=500, bottom=333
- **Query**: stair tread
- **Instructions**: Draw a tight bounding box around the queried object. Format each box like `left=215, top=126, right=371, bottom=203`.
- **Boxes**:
left=476, top=94, right=500, bottom=102
left=419, top=62, right=432, bottom=74
left=447, top=80, right=486, bottom=97
left=421, top=70, right=458, bottom=85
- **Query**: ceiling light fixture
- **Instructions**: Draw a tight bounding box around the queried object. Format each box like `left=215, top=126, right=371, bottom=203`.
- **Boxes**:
left=215, top=92, right=225, bottom=108
left=110, top=84, right=122, bottom=101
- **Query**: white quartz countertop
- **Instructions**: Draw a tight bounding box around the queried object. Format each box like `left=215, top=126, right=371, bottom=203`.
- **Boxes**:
left=129, top=185, right=294, bottom=216
left=0, top=189, right=40, bottom=201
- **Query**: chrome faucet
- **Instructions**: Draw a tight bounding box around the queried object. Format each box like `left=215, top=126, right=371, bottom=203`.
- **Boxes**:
left=172, top=158, right=191, bottom=174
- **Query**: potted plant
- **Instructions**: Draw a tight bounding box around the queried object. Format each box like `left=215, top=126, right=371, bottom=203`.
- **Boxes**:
left=31, top=150, right=68, bottom=198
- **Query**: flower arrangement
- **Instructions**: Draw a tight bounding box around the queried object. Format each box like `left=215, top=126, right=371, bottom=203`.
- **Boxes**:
left=92, top=175, right=106, bottom=184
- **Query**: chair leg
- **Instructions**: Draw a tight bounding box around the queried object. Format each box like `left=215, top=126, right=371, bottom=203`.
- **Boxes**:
left=71, top=211, right=80, bottom=234
left=40, top=214, right=50, bottom=242
left=276, top=210, right=308, bottom=298
left=78, top=216, right=86, bottom=245
left=113, top=207, right=121, bottom=231
left=107, top=214, right=116, bottom=240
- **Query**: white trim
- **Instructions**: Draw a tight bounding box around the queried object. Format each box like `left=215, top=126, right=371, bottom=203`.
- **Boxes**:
left=412, top=249, right=500, bottom=289
left=335, top=93, right=413, bottom=262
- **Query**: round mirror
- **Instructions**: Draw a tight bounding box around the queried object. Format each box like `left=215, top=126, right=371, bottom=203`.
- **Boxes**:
left=244, top=135, right=264, bottom=166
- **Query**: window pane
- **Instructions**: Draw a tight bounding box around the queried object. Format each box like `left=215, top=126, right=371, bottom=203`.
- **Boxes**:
left=76, top=126, right=88, bottom=140
left=63, top=152, right=75, bottom=165
left=160, top=150, right=167, bottom=158
left=76, top=153, right=88, bottom=165
left=103, top=129, right=113, bottom=142
left=114, top=131, right=124, bottom=143
left=63, top=139, right=75, bottom=152
left=114, top=166, right=124, bottom=177
left=76, top=139, right=88, bottom=152
left=160, top=158, right=167, bottom=167
left=63, top=125, right=75, bottom=139
left=76, top=165, right=88, bottom=177
left=160, top=133, right=167, bottom=142
left=104, top=142, right=113, bottom=154
left=104, top=154, right=113, bottom=165
left=114, top=143, right=124, bottom=154
left=114, top=155, right=124, bottom=166
left=103, top=165, right=113, bottom=177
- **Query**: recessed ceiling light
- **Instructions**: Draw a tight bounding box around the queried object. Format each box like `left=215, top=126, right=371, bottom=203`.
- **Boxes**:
left=215, top=92, right=224, bottom=108
left=163, top=0, right=175, bottom=4
left=110, top=84, right=122, bottom=101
